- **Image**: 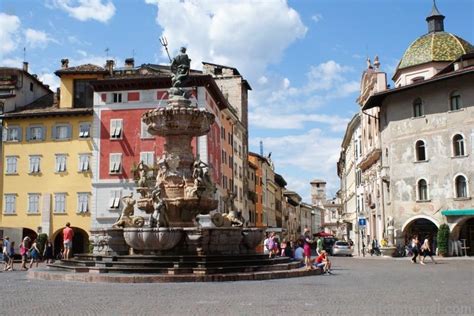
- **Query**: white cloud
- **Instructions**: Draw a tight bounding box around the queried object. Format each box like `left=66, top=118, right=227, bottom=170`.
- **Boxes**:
left=311, top=13, right=323, bottom=23
left=146, top=0, right=307, bottom=80
left=0, top=13, right=21, bottom=55
left=25, top=28, right=58, bottom=48
left=39, top=73, right=60, bottom=90
left=250, top=128, right=342, bottom=200
left=51, top=0, right=116, bottom=23
left=0, top=57, right=23, bottom=68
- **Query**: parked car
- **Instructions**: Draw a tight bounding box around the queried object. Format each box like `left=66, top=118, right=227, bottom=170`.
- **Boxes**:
left=331, top=241, right=353, bottom=256
left=322, top=237, right=338, bottom=254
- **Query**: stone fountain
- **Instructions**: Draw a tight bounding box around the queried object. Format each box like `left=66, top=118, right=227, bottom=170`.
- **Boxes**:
left=39, top=46, right=317, bottom=281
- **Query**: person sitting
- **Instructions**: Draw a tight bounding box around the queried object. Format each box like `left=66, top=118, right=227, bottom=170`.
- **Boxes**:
left=314, top=250, right=332, bottom=274
left=294, top=242, right=304, bottom=264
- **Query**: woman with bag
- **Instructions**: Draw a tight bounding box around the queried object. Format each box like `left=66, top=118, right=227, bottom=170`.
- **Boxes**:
left=410, top=235, right=420, bottom=264
left=20, top=237, right=30, bottom=271
left=420, top=236, right=437, bottom=265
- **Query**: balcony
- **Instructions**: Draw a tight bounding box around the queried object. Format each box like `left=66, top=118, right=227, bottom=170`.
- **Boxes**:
left=358, top=148, right=381, bottom=171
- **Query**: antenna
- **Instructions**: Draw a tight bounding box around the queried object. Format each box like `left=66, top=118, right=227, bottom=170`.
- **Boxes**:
left=259, top=140, right=264, bottom=156
left=23, top=47, right=26, bottom=62
left=105, top=47, right=110, bottom=58
left=132, top=49, right=135, bottom=59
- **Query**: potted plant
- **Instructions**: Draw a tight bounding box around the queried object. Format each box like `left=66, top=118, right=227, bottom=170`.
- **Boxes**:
left=437, top=224, right=449, bottom=257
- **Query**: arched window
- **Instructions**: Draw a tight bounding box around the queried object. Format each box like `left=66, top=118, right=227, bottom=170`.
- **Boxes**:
left=455, top=175, right=467, bottom=198
left=415, top=140, right=426, bottom=161
left=450, top=91, right=462, bottom=111
left=418, top=179, right=428, bottom=201
left=453, top=134, right=465, bottom=156
left=413, top=98, right=423, bottom=117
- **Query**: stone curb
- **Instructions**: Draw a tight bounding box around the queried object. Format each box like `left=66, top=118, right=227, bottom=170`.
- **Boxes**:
left=28, top=267, right=321, bottom=283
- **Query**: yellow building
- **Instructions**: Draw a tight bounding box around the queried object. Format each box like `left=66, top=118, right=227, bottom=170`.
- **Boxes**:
left=0, top=60, right=107, bottom=253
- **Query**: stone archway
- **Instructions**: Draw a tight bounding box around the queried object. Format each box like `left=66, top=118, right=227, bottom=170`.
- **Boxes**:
left=22, top=228, right=38, bottom=243
left=450, top=217, right=474, bottom=256
left=402, top=216, right=439, bottom=246
left=53, top=227, right=90, bottom=257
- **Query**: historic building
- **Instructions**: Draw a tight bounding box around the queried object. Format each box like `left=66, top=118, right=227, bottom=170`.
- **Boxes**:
left=358, top=2, right=474, bottom=254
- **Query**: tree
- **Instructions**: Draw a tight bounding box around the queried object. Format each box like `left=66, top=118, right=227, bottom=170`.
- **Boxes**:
left=437, top=224, right=450, bottom=256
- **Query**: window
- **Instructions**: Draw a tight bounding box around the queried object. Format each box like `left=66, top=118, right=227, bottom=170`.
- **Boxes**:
left=109, top=153, right=122, bottom=174
left=55, top=154, right=67, bottom=172
left=415, top=140, right=426, bottom=161
left=79, top=123, right=91, bottom=138
left=453, top=134, right=465, bottom=157
left=4, top=194, right=16, bottom=214
left=413, top=98, right=423, bottom=117
left=355, top=169, right=362, bottom=186
left=27, top=126, right=44, bottom=141
left=78, top=154, right=90, bottom=172
left=54, top=193, right=66, bottom=213
left=28, top=194, right=40, bottom=213
left=450, top=91, right=462, bottom=111
left=417, top=179, right=428, bottom=201
left=112, top=93, right=123, bottom=103
left=5, top=126, right=21, bottom=142
left=5, top=156, right=18, bottom=174
left=77, top=193, right=89, bottom=213
left=73, top=80, right=93, bottom=108
left=455, top=175, right=467, bottom=198
left=29, top=156, right=41, bottom=174
left=53, top=124, right=71, bottom=140
left=30, top=82, right=34, bottom=92
left=140, top=120, right=153, bottom=139
left=140, top=152, right=154, bottom=167
left=109, top=190, right=121, bottom=209
left=110, top=119, right=123, bottom=139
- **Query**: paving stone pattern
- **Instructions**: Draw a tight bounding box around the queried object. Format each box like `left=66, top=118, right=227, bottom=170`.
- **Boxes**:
left=0, top=257, right=472, bottom=315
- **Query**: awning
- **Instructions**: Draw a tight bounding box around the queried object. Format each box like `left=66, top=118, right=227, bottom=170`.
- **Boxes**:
left=441, top=209, right=474, bottom=216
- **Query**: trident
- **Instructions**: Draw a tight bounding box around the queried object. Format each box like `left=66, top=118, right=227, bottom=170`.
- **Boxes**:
left=159, top=36, right=172, bottom=63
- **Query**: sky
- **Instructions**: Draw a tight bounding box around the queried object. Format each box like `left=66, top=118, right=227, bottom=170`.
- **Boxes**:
left=1, top=0, right=473, bottom=202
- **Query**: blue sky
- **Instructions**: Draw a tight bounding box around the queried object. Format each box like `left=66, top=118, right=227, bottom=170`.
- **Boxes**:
left=1, top=0, right=473, bottom=201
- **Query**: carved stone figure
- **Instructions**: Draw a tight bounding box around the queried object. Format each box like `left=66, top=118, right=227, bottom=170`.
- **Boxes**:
left=386, top=216, right=394, bottom=228
left=150, top=187, right=168, bottom=228
left=210, top=211, right=244, bottom=227
left=169, top=47, right=191, bottom=97
left=112, top=193, right=144, bottom=228
left=223, top=190, right=236, bottom=213
left=136, top=161, right=149, bottom=188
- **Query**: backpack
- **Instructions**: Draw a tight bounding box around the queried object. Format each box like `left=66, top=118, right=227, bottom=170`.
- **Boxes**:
left=267, top=238, right=275, bottom=250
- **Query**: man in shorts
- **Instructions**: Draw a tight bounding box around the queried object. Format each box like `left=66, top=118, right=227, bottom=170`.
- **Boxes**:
left=63, top=223, right=74, bottom=260
left=314, top=250, right=332, bottom=274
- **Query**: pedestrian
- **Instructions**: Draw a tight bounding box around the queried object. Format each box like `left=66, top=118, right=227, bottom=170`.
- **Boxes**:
left=420, top=236, right=437, bottom=265
left=303, top=228, right=313, bottom=270
left=20, top=237, right=30, bottom=271
left=410, top=235, right=420, bottom=264
left=8, top=241, right=15, bottom=271
left=43, top=240, right=54, bottom=264
left=263, top=233, right=270, bottom=256
left=29, top=240, right=41, bottom=268
left=294, top=241, right=304, bottom=262
left=63, top=222, right=74, bottom=260
left=280, top=239, right=288, bottom=257
left=316, top=237, right=323, bottom=256
left=371, top=239, right=380, bottom=256
left=2, top=236, right=11, bottom=271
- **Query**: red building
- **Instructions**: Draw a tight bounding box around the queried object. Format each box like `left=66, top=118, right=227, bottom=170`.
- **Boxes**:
left=90, top=75, right=229, bottom=227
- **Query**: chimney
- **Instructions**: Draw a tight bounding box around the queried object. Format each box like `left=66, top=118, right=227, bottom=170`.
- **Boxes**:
left=22, top=62, right=29, bottom=72
left=125, top=58, right=135, bottom=69
left=61, top=59, right=69, bottom=69
left=105, top=59, right=114, bottom=76
left=56, top=88, right=61, bottom=104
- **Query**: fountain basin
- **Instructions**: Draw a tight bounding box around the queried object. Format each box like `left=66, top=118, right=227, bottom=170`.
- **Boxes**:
left=242, top=228, right=265, bottom=250
left=123, top=228, right=183, bottom=251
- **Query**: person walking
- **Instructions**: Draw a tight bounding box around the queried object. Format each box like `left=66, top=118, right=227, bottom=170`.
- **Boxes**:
left=8, top=241, right=15, bottom=271
left=20, top=237, right=30, bottom=271
left=43, top=240, right=54, bottom=264
left=62, top=222, right=74, bottom=260
left=303, top=229, right=313, bottom=270
left=420, top=236, right=437, bottom=265
left=2, top=236, right=11, bottom=271
left=316, top=237, right=323, bottom=256
left=29, top=240, right=41, bottom=269
left=410, top=235, right=420, bottom=264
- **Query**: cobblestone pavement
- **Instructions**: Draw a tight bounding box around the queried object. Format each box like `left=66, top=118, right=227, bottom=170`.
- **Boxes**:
left=0, top=257, right=472, bottom=315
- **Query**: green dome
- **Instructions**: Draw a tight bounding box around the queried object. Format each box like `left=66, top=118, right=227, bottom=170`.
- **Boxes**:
left=398, top=32, right=474, bottom=70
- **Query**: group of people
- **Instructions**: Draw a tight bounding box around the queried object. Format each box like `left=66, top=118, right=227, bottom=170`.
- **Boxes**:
left=263, top=228, right=333, bottom=274
left=1, top=222, right=75, bottom=272
left=409, top=235, right=437, bottom=265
